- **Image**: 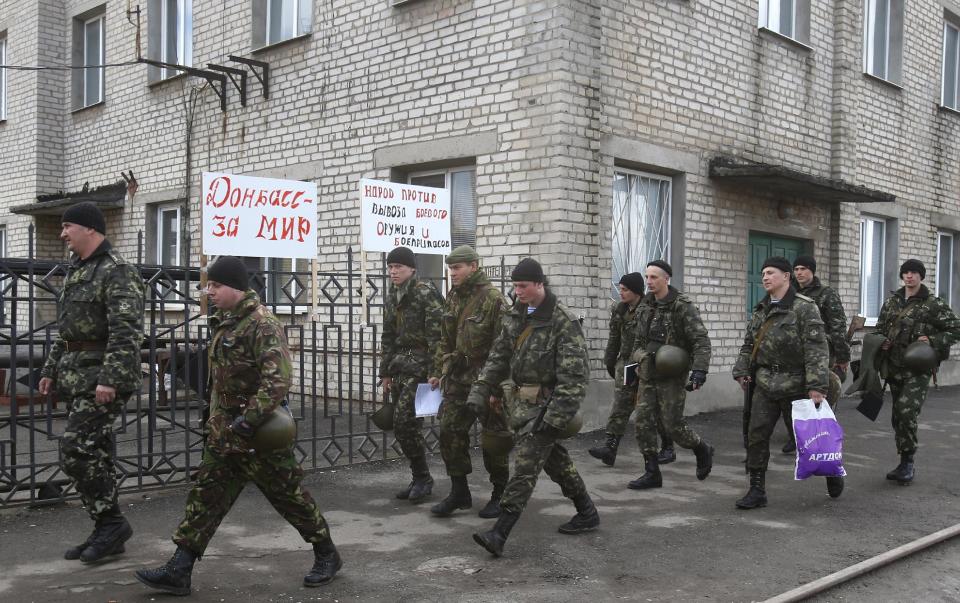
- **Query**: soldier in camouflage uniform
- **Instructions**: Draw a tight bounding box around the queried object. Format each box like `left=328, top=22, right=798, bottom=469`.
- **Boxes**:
left=732, top=257, right=835, bottom=509
left=135, top=257, right=341, bottom=596
left=589, top=272, right=674, bottom=467
left=469, top=258, right=598, bottom=558
left=625, top=261, right=715, bottom=491
left=775, top=255, right=850, bottom=453
left=427, top=246, right=510, bottom=518
left=875, top=259, right=960, bottom=484
left=379, top=246, right=444, bottom=503
left=39, top=202, right=144, bottom=564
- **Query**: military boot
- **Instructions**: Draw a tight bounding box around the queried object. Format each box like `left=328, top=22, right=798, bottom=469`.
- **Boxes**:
left=304, top=541, right=343, bottom=587
left=478, top=484, right=504, bottom=519
left=80, top=513, right=133, bottom=563
left=886, top=453, right=915, bottom=485
left=473, top=511, right=520, bottom=558
left=782, top=414, right=796, bottom=453
left=134, top=545, right=197, bottom=596
left=826, top=476, right=844, bottom=498
left=558, top=492, right=600, bottom=534
left=657, top=445, right=677, bottom=465
left=430, top=475, right=472, bottom=517
left=64, top=526, right=103, bottom=561
left=407, top=455, right=434, bottom=503
left=693, top=440, right=715, bottom=480
left=627, top=454, right=662, bottom=489
left=588, top=433, right=621, bottom=466
left=735, top=469, right=767, bottom=509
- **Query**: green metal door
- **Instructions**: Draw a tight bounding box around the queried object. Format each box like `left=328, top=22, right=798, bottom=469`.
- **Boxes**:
left=747, top=233, right=806, bottom=313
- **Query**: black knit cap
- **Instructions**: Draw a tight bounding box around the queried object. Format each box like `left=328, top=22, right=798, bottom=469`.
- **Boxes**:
left=511, top=258, right=545, bottom=283
left=207, top=256, right=250, bottom=292
left=386, top=246, right=416, bottom=269
left=646, top=260, right=672, bottom=277
left=62, top=201, right=106, bottom=235
left=793, top=255, right=817, bottom=273
left=899, top=258, right=926, bottom=280
left=761, top=256, right=792, bottom=274
left=619, top=272, right=645, bottom=295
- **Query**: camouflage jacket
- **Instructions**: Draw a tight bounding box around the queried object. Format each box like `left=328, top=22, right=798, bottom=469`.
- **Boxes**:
left=875, top=284, right=960, bottom=372
left=41, top=241, right=144, bottom=396
left=379, top=276, right=444, bottom=379
left=603, top=299, right=643, bottom=370
left=474, top=291, right=589, bottom=433
left=798, top=277, right=851, bottom=364
left=733, top=288, right=829, bottom=397
left=432, top=270, right=506, bottom=394
left=628, top=286, right=711, bottom=374
left=206, top=290, right=292, bottom=454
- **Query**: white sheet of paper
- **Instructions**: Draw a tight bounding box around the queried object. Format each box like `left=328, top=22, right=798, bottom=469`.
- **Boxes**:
left=415, top=383, right=443, bottom=417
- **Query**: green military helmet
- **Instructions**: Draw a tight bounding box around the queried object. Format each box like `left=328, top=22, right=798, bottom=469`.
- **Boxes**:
left=558, top=412, right=584, bottom=439
left=370, top=402, right=395, bottom=431
left=903, top=341, right=939, bottom=373
left=481, top=428, right=514, bottom=456
left=654, top=344, right=690, bottom=379
left=251, top=407, right=297, bottom=452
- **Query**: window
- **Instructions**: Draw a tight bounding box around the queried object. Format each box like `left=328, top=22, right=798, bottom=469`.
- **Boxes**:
left=0, top=34, right=7, bottom=121
left=938, top=232, right=954, bottom=305
left=408, top=167, right=477, bottom=287
left=943, top=19, right=960, bottom=110
left=758, top=0, right=810, bottom=43
left=611, top=169, right=671, bottom=296
left=860, top=217, right=886, bottom=321
left=261, top=257, right=304, bottom=304
left=863, top=0, right=904, bottom=83
left=148, top=0, right=193, bottom=81
left=0, top=225, right=6, bottom=256
left=72, top=7, right=106, bottom=109
left=252, top=0, right=312, bottom=48
left=157, top=205, right=181, bottom=265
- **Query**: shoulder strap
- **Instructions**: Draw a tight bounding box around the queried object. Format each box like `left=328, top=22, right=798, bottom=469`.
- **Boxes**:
left=514, top=323, right=535, bottom=351
left=750, top=314, right=777, bottom=364
left=457, top=284, right=490, bottom=331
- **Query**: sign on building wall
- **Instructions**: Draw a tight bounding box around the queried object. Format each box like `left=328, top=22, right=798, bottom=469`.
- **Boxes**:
left=201, top=172, right=318, bottom=259
left=359, top=179, right=451, bottom=255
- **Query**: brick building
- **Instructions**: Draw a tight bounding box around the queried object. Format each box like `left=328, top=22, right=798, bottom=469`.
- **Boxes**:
left=3, top=0, right=960, bottom=419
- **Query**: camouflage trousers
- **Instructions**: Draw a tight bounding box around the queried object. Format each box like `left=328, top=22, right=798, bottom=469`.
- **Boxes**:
left=391, top=374, right=428, bottom=461
left=61, top=393, right=129, bottom=521
left=635, top=375, right=701, bottom=457
left=499, top=429, right=587, bottom=515
left=173, top=446, right=332, bottom=556
left=888, top=370, right=931, bottom=456
left=745, top=387, right=799, bottom=471
left=438, top=396, right=509, bottom=487
left=604, top=381, right=672, bottom=447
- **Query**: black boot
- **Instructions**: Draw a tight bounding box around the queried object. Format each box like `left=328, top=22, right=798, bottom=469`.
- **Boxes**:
left=134, top=546, right=197, bottom=596
left=473, top=511, right=520, bottom=558
left=782, top=414, right=796, bottom=453
left=628, top=454, right=662, bottom=490
left=408, top=456, right=434, bottom=503
left=478, top=485, right=505, bottom=519
left=64, top=526, right=101, bottom=561
left=558, top=492, right=600, bottom=534
left=826, top=476, right=844, bottom=498
left=395, top=480, right=415, bottom=499
left=430, top=475, right=472, bottom=517
left=886, top=453, right=915, bottom=484
left=80, top=514, right=133, bottom=563
left=735, top=469, right=767, bottom=509
left=304, top=541, right=343, bottom=587
left=657, top=444, right=676, bottom=465
left=588, top=433, right=621, bottom=466
left=693, top=440, right=714, bottom=480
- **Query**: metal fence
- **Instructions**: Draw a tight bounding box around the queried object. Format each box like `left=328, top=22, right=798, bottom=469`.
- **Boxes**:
left=0, top=227, right=511, bottom=507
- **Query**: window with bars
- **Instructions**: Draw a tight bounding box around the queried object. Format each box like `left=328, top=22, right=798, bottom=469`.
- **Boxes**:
left=860, top=217, right=887, bottom=321
left=863, top=0, right=903, bottom=83
left=148, top=0, right=193, bottom=81
left=611, top=169, right=671, bottom=296
left=937, top=231, right=954, bottom=306
left=407, top=167, right=477, bottom=286
left=943, top=19, right=960, bottom=110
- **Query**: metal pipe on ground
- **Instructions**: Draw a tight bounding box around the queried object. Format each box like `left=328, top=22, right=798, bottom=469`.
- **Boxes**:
left=762, top=522, right=960, bottom=602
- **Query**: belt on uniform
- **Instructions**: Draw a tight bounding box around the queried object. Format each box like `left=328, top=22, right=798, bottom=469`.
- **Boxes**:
left=64, top=341, right=107, bottom=352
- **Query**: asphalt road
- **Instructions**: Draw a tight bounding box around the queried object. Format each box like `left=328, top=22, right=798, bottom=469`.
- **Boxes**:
left=2, top=385, right=960, bottom=602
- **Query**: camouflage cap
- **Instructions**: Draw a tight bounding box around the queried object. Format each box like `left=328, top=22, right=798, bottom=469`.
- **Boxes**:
left=446, top=245, right=480, bottom=265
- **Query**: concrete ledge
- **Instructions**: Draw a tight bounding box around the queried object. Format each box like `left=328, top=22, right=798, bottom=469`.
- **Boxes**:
left=600, top=135, right=700, bottom=174
left=373, top=132, right=499, bottom=169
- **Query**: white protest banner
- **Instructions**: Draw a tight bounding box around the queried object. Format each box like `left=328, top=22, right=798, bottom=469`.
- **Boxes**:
left=359, top=179, right=451, bottom=255
left=202, top=172, right=318, bottom=259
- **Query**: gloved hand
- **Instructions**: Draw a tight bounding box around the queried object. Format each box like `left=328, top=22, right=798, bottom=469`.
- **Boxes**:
left=229, top=415, right=256, bottom=439
left=606, top=362, right=616, bottom=379
left=466, top=386, right=489, bottom=416
left=686, top=370, right=707, bottom=391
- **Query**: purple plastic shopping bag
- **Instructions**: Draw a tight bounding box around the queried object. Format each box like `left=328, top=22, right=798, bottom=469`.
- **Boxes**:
left=791, top=399, right=847, bottom=480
